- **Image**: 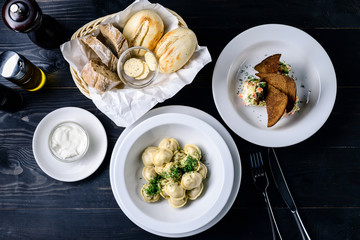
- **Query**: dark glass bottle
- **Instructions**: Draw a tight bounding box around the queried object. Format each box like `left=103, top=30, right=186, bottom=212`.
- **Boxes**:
left=0, top=51, right=46, bottom=91
left=2, top=0, right=67, bottom=49
left=0, top=83, right=23, bottom=112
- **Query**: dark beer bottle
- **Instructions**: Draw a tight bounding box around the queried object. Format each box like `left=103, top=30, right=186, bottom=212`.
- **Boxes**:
left=2, top=0, right=67, bottom=49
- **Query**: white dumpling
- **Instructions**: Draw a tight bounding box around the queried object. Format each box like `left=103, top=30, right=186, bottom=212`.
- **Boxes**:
left=154, top=164, right=165, bottom=175
left=173, top=150, right=186, bottom=162
left=158, top=138, right=180, bottom=153
left=141, top=184, right=160, bottom=202
left=152, top=148, right=173, bottom=166
left=161, top=162, right=180, bottom=179
left=159, top=179, right=170, bottom=199
left=181, top=171, right=202, bottom=190
left=179, top=157, right=199, bottom=171
left=142, top=166, right=157, bottom=182
left=184, top=144, right=201, bottom=160
left=197, top=162, right=207, bottom=179
left=168, top=196, right=188, bottom=208
left=187, top=182, right=204, bottom=200
left=142, top=146, right=158, bottom=166
left=165, top=180, right=185, bottom=200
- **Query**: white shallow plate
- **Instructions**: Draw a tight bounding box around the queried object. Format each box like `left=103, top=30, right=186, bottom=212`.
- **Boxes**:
left=33, top=107, right=107, bottom=182
left=110, top=110, right=235, bottom=236
left=110, top=105, right=242, bottom=237
left=212, top=24, right=337, bottom=147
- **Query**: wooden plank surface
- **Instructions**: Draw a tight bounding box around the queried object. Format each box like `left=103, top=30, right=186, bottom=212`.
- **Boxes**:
left=1, top=0, right=360, bottom=239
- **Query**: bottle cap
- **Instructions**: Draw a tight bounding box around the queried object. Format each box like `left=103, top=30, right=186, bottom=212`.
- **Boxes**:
left=2, top=0, right=41, bottom=32
left=0, top=51, right=27, bottom=81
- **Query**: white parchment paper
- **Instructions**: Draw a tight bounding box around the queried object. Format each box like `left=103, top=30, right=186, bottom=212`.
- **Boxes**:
left=60, top=0, right=212, bottom=127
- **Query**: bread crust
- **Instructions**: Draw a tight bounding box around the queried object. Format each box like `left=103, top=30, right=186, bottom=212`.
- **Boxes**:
left=99, top=23, right=128, bottom=58
left=81, top=60, right=121, bottom=92
left=81, top=35, right=118, bottom=71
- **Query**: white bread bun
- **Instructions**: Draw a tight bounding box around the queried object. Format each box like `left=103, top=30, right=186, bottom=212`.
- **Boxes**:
left=154, top=27, right=197, bottom=73
left=123, top=10, right=164, bottom=54
left=81, top=60, right=121, bottom=92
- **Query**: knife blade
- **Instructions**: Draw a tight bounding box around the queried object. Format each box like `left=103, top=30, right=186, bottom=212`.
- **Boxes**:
left=268, top=148, right=311, bottom=240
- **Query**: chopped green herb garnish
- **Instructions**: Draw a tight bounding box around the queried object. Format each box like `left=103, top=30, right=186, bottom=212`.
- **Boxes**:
left=183, top=155, right=199, bottom=173
left=162, top=164, right=183, bottom=180
left=278, top=61, right=290, bottom=74
left=144, top=175, right=161, bottom=196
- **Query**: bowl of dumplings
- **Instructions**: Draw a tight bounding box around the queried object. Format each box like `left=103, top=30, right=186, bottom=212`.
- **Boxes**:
left=110, top=112, right=234, bottom=235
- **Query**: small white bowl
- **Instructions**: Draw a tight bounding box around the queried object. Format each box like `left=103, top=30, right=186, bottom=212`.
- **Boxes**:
left=48, top=121, right=89, bottom=163
left=111, top=113, right=234, bottom=234
left=117, top=46, right=159, bottom=88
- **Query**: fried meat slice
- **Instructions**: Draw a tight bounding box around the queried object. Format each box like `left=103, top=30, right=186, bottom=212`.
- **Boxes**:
left=256, top=73, right=296, bottom=113
left=254, top=54, right=281, bottom=73
left=265, top=85, right=288, bottom=127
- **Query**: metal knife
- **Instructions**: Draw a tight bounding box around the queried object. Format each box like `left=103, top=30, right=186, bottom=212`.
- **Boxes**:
left=268, top=148, right=311, bottom=240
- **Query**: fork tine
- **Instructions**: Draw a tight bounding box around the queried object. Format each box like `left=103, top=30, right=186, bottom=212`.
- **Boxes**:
left=256, top=152, right=263, bottom=172
left=250, top=154, right=255, bottom=169
left=259, top=152, right=264, bottom=167
left=255, top=153, right=260, bottom=169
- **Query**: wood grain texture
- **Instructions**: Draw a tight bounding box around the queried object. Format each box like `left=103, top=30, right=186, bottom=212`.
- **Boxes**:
left=0, top=0, right=360, bottom=239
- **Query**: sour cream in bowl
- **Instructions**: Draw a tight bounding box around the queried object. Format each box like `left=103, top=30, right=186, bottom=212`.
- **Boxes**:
left=48, top=121, right=89, bottom=162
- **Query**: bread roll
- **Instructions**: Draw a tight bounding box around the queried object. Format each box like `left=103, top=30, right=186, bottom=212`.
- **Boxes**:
left=81, top=35, right=118, bottom=71
left=154, top=27, right=197, bottom=73
left=81, top=60, right=121, bottom=92
left=99, top=23, right=128, bottom=58
left=123, top=10, right=164, bottom=55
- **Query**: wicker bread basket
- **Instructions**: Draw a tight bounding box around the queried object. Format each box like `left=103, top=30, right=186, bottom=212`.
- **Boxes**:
left=70, top=9, right=188, bottom=99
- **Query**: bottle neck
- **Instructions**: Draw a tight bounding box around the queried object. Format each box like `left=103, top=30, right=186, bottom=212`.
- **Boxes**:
left=23, top=11, right=42, bottom=33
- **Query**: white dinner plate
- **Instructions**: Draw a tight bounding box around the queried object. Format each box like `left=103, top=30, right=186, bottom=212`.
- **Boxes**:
left=32, top=107, right=107, bottom=182
left=212, top=24, right=337, bottom=147
left=112, top=112, right=234, bottom=235
left=110, top=106, right=241, bottom=237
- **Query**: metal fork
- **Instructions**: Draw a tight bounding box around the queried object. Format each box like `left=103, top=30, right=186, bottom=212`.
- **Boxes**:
left=250, top=152, right=283, bottom=240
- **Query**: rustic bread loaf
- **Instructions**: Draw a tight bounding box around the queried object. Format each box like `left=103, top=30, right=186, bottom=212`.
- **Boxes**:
left=81, top=60, right=121, bottom=92
left=154, top=27, right=197, bottom=73
left=99, top=23, right=128, bottom=58
left=123, top=10, right=164, bottom=55
left=81, top=35, right=118, bottom=71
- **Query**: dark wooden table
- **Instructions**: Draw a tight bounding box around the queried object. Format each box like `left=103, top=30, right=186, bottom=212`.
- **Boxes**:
left=1, top=0, right=359, bottom=239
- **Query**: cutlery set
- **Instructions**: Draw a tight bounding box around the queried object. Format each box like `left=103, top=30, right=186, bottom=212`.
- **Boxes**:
left=250, top=149, right=311, bottom=240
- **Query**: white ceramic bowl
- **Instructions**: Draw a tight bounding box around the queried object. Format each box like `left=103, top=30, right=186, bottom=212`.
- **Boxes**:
left=48, top=121, right=89, bottom=163
left=111, top=113, right=234, bottom=234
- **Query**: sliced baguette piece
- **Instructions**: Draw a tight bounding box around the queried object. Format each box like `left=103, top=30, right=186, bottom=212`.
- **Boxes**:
left=99, top=23, right=128, bottom=58
left=81, top=60, right=121, bottom=92
left=81, top=35, right=118, bottom=71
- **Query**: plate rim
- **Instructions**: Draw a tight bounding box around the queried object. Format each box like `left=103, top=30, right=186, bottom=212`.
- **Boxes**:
left=212, top=23, right=337, bottom=147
